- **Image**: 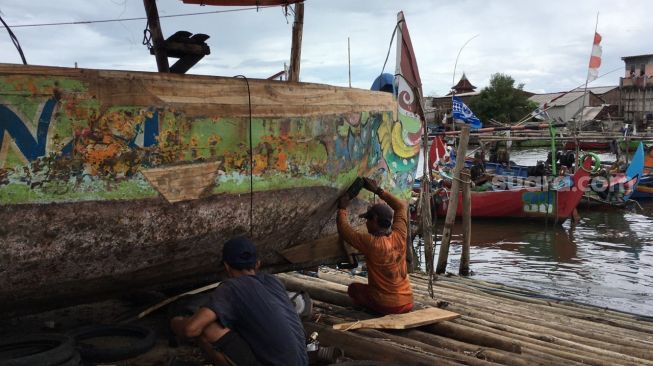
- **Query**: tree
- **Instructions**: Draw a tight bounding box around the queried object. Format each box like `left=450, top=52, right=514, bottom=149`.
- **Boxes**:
left=468, top=73, right=537, bottom=124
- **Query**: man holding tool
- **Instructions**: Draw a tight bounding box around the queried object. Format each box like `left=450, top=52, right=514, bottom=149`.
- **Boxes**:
left=337, top=177, right=414, bottom=314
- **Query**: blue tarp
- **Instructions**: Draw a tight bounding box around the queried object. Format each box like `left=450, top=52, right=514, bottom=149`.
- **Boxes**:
left=370, top=73, right=395, bottom=94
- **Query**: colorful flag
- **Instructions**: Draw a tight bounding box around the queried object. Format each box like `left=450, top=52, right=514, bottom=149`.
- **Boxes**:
left=428, top=135, right=449, bottom=170
left=452, top=96, right=482, bottom=129
left=588, top=32, right=602, bottom=82
left=530, top=107, right=550, bottom=121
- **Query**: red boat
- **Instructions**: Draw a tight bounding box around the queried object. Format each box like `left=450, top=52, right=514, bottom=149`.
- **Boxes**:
left=564, top=141, right=609, bottom=151
left=435, top=156, right=593, bottom=222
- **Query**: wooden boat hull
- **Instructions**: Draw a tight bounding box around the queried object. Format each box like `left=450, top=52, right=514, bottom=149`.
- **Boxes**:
left=0, top=64, right=421, bottom=314
left=632, top=174, right=653, bottom=199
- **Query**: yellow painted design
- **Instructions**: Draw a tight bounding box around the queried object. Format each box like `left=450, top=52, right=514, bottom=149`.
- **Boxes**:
left=391, top=122, right=420, bottom=158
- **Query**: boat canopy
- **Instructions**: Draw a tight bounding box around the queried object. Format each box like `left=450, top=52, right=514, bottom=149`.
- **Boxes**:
left=181, top=0, right=303, bottom=6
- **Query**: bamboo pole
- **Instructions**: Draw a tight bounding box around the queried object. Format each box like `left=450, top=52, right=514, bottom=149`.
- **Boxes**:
left=317, top=313, right=503, bottom=366
left=312, top=270, right=653, bottom=354
left=437, top=125, right=470, bottom=274
left=405, top=281, right=653, bottom=355
left=415, top=276, right=653, bottom=337
left=292, top=270, right=653, bottom=364
left=459, top=168, right=471, bottom=276
left=283, top=272, right=525, bottom=354
left=303, top=321, right=447, bottom=365
left=319, top=302, right=594, bottom=366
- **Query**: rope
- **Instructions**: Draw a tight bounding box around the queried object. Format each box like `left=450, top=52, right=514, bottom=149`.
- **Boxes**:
left=142, top=20, right=153, bottom=50
left=234, top=75, right=254, bottom=238
left=7, top=6, right=280, bottom=28
left=0, top=14, right=27, bottom=65
left=378, top=23, right=400, bottom=78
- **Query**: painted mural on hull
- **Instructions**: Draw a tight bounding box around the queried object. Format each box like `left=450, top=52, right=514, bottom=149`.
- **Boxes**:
left=0, top=73, right=421, bottom=205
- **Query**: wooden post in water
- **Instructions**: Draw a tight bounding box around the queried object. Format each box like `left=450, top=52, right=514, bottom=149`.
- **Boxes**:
left=288, top=2, right=304, bottom=82
left=436, top=125, right=470, bottom=274
left=459, top=168, right=471, bottom=276
left=143, top=0, right=169, bottom=73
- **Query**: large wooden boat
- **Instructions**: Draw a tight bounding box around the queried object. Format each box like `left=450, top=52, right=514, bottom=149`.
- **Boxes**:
left=0, top=5, right=426, bottom=314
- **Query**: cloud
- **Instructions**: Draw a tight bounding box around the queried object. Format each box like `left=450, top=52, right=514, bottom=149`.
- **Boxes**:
left=1, top=0, right=652, bottom=95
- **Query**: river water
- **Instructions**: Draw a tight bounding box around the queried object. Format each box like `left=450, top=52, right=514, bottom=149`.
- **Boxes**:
left=428, top=148, right=653, bottom=316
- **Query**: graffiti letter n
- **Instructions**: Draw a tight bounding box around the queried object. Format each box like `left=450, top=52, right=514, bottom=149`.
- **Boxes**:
left=0, top=98, right=56, bottom=161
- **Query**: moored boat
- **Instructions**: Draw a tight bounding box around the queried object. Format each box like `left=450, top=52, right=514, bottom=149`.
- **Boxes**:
left=434, top=156, right=594, bottom=222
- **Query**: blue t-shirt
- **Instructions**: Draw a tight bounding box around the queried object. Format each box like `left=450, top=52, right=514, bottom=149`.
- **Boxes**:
left=205, top=273, right=308, bottom=366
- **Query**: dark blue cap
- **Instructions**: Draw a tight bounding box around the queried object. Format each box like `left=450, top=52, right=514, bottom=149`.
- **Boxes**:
left=359, top=203, right=394, bottom=229
left=222, top=237, right=258, bottom=270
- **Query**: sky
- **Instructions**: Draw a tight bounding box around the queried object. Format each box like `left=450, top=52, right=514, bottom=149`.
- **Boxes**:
left=1, top=0, right=652, bottom=96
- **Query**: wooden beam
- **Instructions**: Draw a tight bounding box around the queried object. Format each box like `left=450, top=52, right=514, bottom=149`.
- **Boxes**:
left=288, top=2, right=304, bottom=82
left=143, top=0, right=169, bottom=72
left=153, top=42, right=210, bottom=58
left=0, top=64, right=396, bottom=118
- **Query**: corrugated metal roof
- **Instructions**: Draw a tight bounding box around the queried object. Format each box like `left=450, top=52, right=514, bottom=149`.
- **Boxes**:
left=528, top=91, right=585, bottom=107
left=621, top=54, right=653, bottom=60
left=571, top=86, right=618, bottom=94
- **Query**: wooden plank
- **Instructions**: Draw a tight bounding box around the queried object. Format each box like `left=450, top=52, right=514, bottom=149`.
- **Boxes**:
left=0, top=64, right=396, bottom=118
left=279, top=225, right=365, bottom=264
left=142, top=161, right=220, bottom=203
left=333, top=307, right=460, bottom=331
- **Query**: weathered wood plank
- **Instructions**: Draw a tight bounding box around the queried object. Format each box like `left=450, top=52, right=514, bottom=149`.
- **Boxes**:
left=0, top=64, right=396, bottom=118
left=142, top=161, right=220, bottom=203
left=333, top=307, right=460, bottom=331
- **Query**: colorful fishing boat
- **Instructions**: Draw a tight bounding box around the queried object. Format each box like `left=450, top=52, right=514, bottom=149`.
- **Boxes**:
left=632, top=146, right=653, bottom=199
left=583, top=142, right=644, bottom=204
left=632, top=175, right=653, bottom=199
left=0, top=6, right=424, bottom=314
left=434, top=156, right=593, bottom=222
left=564, top=140, right=610, bottom=151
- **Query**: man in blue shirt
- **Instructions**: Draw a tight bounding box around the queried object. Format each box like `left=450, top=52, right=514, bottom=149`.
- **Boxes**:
left=170, top=237, right=308, bottom=366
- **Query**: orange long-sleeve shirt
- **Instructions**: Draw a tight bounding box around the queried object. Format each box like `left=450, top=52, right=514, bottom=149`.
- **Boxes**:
left=336, top=190, right=413, bottom=308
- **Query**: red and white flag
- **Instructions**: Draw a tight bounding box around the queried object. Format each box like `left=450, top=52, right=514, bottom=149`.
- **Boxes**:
left=588, top=32, right=602, bottom=82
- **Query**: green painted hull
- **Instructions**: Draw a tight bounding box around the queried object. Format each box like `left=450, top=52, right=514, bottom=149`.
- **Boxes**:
left=0, top=64, right=421, bottom=314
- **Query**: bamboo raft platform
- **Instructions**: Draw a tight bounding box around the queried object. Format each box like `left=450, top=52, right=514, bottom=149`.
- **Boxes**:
left=2, top=267, right=652, bottom=365
left=281, top=267, right=653, bottom=366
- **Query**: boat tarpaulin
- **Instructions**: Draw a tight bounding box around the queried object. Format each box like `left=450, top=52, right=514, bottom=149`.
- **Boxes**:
left=181, top=0, right=303, bottom=6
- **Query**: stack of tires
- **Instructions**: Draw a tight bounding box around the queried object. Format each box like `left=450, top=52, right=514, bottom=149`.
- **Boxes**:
left=0, top=325, right=155, bottom=366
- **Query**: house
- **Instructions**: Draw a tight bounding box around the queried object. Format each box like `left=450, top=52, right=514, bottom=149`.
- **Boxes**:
left=528, top=91, right=604, bottom=123
left=620, top=54, right=653, bottom=127
left=572, top=86, right=620, bottom=105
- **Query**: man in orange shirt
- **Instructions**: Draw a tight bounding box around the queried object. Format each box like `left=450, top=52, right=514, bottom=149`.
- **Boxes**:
left=337, top=178, right=413, bottom=314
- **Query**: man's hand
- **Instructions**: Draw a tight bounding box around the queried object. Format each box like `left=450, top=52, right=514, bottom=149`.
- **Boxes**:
left=362, top=177, right=380, bottom=193
left=337, top=195, right=350, bottom=209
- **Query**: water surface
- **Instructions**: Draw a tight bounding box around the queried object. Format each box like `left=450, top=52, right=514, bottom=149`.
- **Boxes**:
left=427, top=148, right=653, bottom=316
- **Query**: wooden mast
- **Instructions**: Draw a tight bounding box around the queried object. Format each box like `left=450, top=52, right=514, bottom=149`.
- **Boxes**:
left=288, top=2, right=304, bottom=82
left=143, top=0, right=169, bottom=72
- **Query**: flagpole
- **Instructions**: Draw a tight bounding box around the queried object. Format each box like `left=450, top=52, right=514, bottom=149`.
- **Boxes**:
left=450, top=34, right=479, bottom=145
left=576, top=12, right=599, bottom=171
